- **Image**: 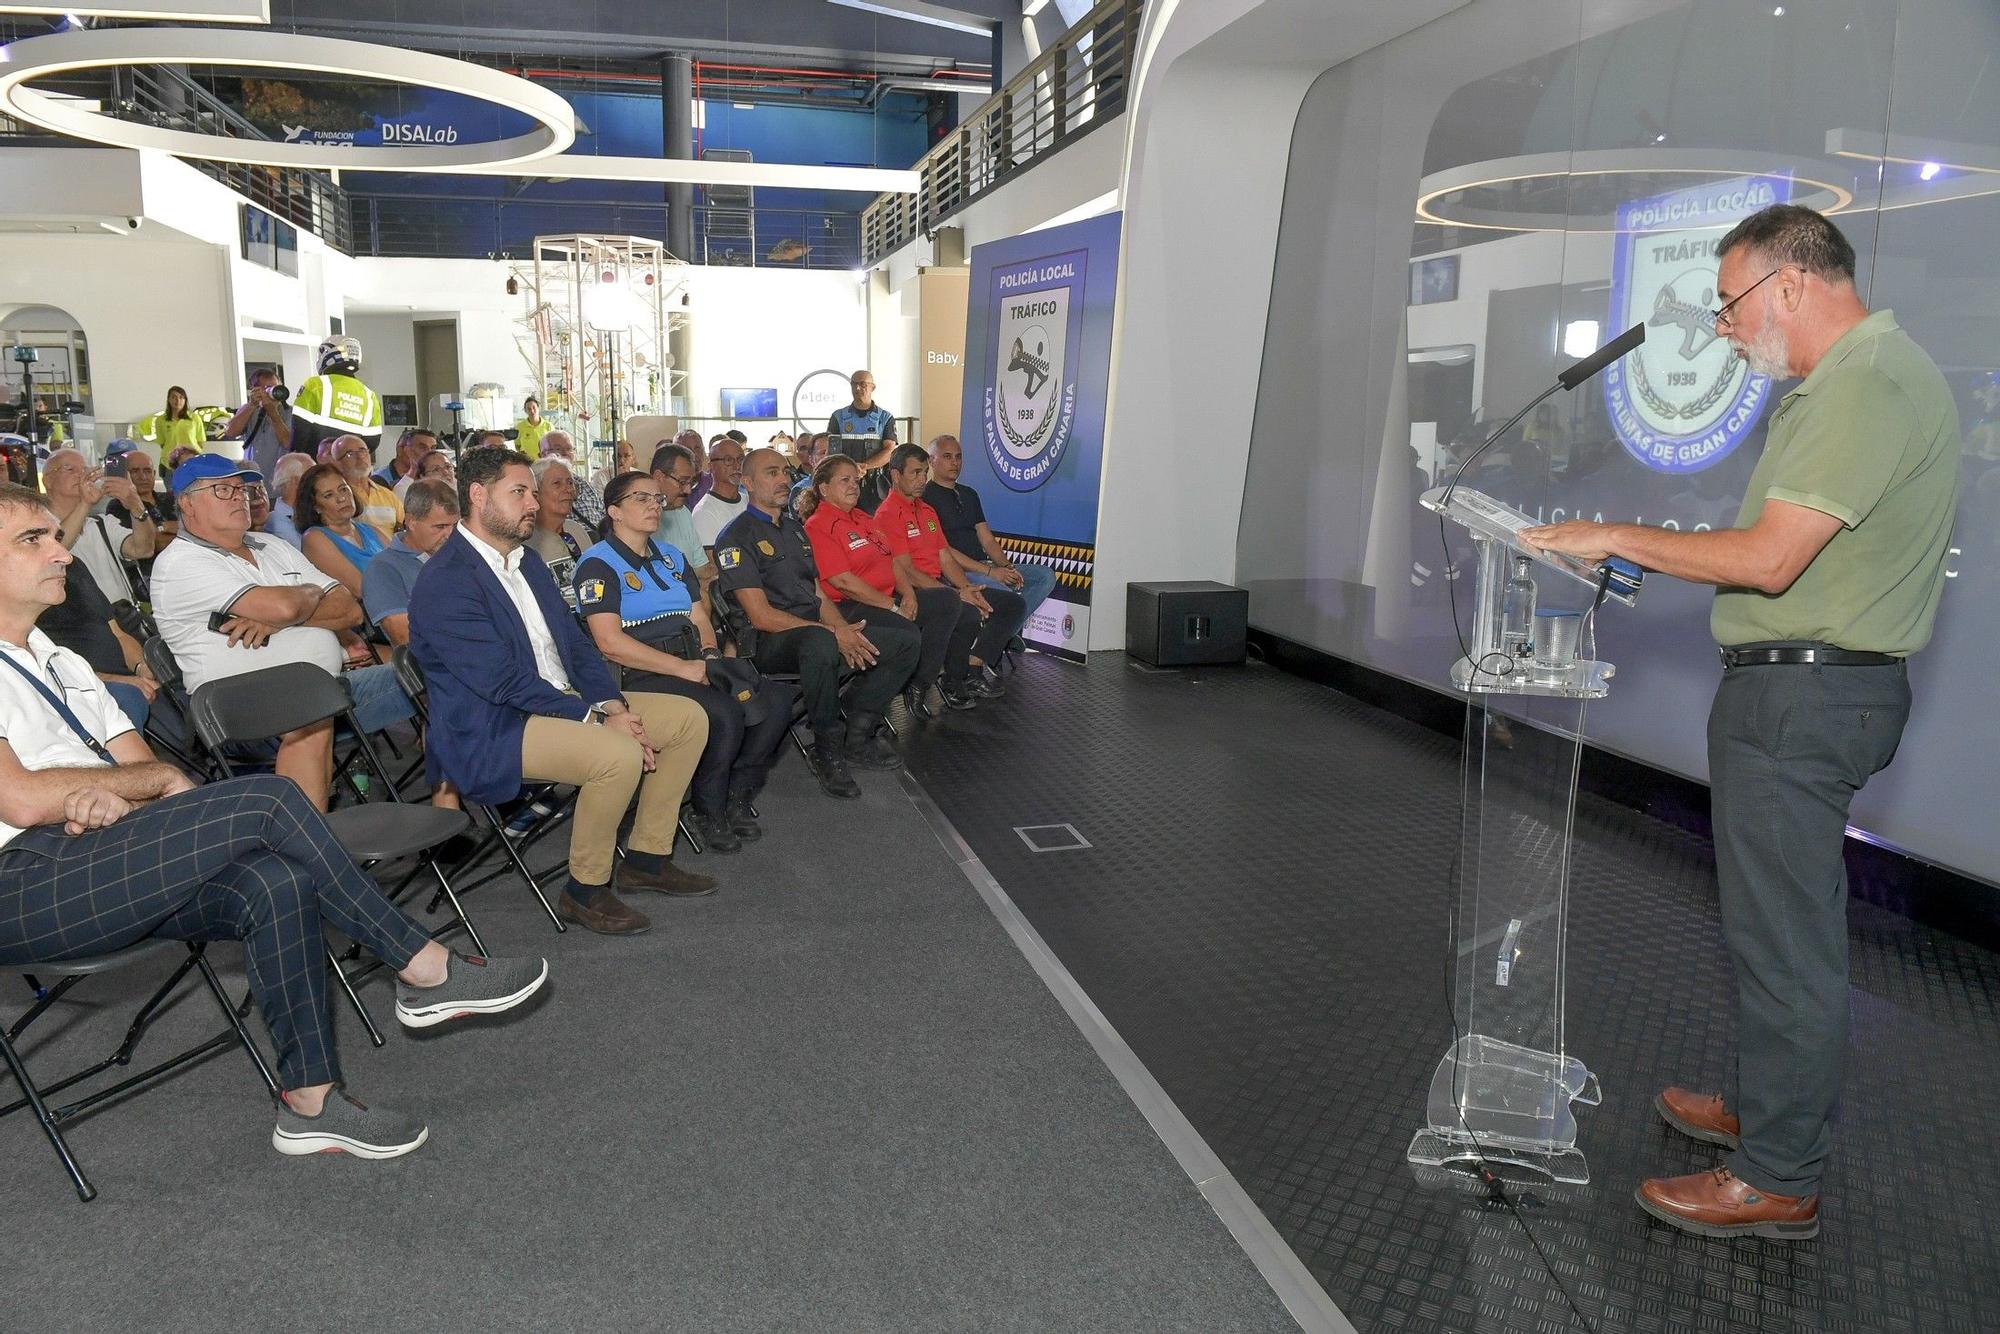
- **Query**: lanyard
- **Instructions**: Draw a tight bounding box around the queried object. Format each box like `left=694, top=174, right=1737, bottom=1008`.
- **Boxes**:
left=0, top=649, right=116, bottom=765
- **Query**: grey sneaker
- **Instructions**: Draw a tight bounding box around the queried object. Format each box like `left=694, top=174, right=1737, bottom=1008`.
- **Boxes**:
left=273, top=1088, right=429, bottom=1159
left=395, top=952, right=549, bottom=1029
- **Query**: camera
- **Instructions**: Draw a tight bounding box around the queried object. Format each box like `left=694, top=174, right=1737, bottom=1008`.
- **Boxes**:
left=268, top=383, right=290, bottom=403
left=9, top=346, right=37, bottom=364
left=101, top=454, right=127, bottom=477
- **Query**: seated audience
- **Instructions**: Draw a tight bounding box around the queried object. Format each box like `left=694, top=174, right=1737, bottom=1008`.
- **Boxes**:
left=802, top=453, right=984, bottom=718
left=150, top=455, right=413, bottom=810
left=361, top=480, right=457, bottom=647
left=924, top=433, right=1058, bottom=636
left=525, top=456, right=595, bottom=601
left=649, top=442, right=715, bottom=594
left=298, top=462, right=388, bottom=599
left=331, top=433, right=402, bottom=539
left=877, top=442, right=1023, bottom=704
left=713, top=449, right=919, bottom=799
left=596, top=439, right=637, bottom=490
left=576, top=471, right=799, bottom=852
left=42, top=447, right=155, bottom=605
left=35, top=545, right=158, bottom=727
left=104, top=438, right=176, bottom=551
left=394, top=443, right=455, bottom=504
left=685, top=431, right=715, bottom=507
left=536, top=430, right=605, bottom=530
left=788, top=433, right=828, bottom=513
left=263, top=452, right=311, bottom=547
left=408, top=447, right=715, bottom=934
left=375, top=427, right=435, bottom=492
left=691, top=435, right=748, bottom=553
left=0, top=480, right=548, bottom=1160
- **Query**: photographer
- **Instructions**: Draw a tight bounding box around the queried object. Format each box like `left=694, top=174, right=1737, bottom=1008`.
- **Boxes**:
left=223, top=367, right=294, bottom=480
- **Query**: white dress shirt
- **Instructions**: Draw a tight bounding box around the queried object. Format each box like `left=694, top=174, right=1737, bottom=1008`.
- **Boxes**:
left=458, top=523, right=572, bottom=692
left=0, top=630, right=133, bottom=849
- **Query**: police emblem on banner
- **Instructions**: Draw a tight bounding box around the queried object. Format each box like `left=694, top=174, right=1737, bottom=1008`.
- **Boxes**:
left=1603, top=175, right=1792, bottom=474
left=983, top=247, right=1088, bottom=493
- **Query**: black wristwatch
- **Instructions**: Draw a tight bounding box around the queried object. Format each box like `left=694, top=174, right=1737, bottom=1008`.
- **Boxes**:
left=701, top=647, right=721, bottom=661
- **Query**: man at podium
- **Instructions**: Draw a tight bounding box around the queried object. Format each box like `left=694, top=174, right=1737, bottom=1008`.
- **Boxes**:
left=1524, top=204, right=1957, bottom=1241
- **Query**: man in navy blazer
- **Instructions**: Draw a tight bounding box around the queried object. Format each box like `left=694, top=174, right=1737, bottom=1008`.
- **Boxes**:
left=409, top=448, right=715, bottom=934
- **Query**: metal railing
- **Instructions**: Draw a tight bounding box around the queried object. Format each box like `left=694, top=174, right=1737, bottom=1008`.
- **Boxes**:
left=0, top=64, right=352, bottom=252
left=350, top=194, right=862, bottom=268
left=860, top=0, right=1140, bottom=265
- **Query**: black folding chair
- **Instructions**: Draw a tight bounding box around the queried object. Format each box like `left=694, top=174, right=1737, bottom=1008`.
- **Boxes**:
left=391, top=647, right=568, bottom=934
left=187, top=662, right=484, bottom=1046
left=1, top=940, right=279, bottom=1201
left=707, top=577, right=818, bottom=765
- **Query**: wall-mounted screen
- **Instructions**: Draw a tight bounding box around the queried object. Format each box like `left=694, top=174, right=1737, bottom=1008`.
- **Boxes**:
left=721, top=387, right=779, bottom=418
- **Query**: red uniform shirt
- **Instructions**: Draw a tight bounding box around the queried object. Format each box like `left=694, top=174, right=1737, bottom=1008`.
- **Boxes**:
left=874, top=489, right=950, bottom=580
left=804, top=500, right=896, bottom=602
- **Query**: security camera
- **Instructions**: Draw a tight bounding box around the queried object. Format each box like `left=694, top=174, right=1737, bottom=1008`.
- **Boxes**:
left=125, top=216, right=140, bottom=230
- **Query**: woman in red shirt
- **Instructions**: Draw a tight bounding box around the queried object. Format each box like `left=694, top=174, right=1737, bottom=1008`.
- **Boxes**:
left=800, top=457, right=973, bottom=717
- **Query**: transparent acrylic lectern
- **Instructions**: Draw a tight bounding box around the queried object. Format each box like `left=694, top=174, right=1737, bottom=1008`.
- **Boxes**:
left=1405, top=485, right=1640, bottom=1184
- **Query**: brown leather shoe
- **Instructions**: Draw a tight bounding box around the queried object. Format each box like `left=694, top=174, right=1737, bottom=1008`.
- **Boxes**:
left=556, top=887, right=652, bottom=935
left=620, top=857, right=718, bottom=898
left=1655, top=1087, right=1741, bottom=1150
left=1635, top=1167, right=1819, bottom=1239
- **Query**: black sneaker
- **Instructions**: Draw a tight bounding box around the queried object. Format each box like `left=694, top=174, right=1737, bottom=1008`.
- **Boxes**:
left=939, top=680, right=980, bottom=711
left=696, top=811, right=743, bottom=854
left=971, top=665, right=1006, bottom=698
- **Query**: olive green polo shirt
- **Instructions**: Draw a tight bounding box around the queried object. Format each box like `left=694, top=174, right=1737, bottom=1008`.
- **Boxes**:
left=1710, top=310, right=1959, bottom=655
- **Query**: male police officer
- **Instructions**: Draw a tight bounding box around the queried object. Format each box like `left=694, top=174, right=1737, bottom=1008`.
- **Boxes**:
left=1525, top=204, right=1959, bottom=1240
left=291, top=335, right=383, bottom=463
left=711, top=448, right=918, bottom=798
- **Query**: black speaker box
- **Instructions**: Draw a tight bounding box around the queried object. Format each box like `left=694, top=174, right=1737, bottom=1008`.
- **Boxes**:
left=1125, top=580, right=1248, bottom=667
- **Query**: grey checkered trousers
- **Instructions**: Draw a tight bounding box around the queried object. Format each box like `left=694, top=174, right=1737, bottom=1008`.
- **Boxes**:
left=0, top=775, right=434, bottom=1090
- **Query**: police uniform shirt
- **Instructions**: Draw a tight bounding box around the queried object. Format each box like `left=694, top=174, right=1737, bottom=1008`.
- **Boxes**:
left=803, top=500, right=897, bottom=602
left=574, top=536, right=699, bottom=647
left=826, top=403, right=897, bottom=462
left=872, top=488, right=951, bottom=580
left=713, top=505, right=821, bottom=620
left=923, top=479, right=990, bottom=565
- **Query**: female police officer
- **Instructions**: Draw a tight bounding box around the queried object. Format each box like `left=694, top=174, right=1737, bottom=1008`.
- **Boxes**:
left=574, top=471, right=798, bottom=852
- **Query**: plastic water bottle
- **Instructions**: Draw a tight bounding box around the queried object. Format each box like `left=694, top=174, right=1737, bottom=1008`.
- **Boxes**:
left=1500, top=555, right=1537, bottom=666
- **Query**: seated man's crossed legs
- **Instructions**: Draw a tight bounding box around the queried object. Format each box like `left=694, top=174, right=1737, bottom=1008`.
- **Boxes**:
left=520, top=691, right=712, bottom=935
left=0, top=774, right=548, bottom=1160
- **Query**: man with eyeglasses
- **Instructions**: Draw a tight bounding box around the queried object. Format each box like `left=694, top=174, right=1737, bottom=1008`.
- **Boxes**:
left=648, top=442, right=715, bottom=595
left=1525, top=203, right=1959, bottom=1241
left=691, top=436, right=749, bottom=556
left=150, top=455, right=415, bottom=811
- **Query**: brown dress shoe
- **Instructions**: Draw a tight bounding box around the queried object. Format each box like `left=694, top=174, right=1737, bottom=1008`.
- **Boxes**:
left=1635, top=1167, right=1819, bottom=1239
left=556, top=887, right=653, bottom=935
left=620, top=857, right=718, bottom=898
left=1655, top=1087, right=1741, bottom=1150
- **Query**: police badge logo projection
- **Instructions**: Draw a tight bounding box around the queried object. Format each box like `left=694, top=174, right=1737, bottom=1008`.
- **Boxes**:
left=1603, top=175, right=1793, bottom=475
left=983, top=248, right=1088, bottom=493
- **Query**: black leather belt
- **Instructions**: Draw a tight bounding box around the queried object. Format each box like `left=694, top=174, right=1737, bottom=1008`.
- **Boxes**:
left=1719, top=644, right=1899, bottom=668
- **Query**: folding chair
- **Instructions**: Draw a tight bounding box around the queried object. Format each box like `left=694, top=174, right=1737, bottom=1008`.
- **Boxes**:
left=1, top=940, right=279, bottom=1201
left=707, top=577, right=818, bottom=766
left=187, top=662, right=484, bottom=1047
left=391, top=647, right=568, bottom=934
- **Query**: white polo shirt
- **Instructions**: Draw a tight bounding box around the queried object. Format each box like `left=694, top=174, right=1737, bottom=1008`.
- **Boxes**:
left=70, top=508, right=137, bottom=605
left=692, top=489, right=747, bottom=549
left=150, top=530, right=343, bottom=692
left=0, top=630, right=134, bottom=850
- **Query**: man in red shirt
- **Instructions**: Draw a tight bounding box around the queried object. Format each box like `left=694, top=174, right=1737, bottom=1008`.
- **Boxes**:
left=875, top=444, right=1025, bottom=710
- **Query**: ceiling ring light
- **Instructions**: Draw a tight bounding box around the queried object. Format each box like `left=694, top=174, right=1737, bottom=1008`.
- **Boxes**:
left=1415, top=151, right=1856, bottom=234
left=0, top=28, right=575, bottom=172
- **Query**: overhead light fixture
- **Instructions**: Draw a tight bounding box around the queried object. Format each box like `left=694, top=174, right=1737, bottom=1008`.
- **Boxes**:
left=0, top=0, right=267, bottom=18
left=1562, top=320, right=1601, bottom=359
left=826, top=0, right=993, bottom=38
left=1920, top=161, right=1942, bottom=181
left=0, top=29, right=575, bottom=171
left=527, top=154, right=919, bottom=194
left=1021, top=0, right=1051, bottom=14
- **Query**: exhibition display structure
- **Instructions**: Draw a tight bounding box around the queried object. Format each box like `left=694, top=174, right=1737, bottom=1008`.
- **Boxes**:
left=1406, top=485, right=1640, bottom=1184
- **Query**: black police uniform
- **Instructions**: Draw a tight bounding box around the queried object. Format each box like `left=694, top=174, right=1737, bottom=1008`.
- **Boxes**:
left=574, top=534, right=798, bottom=821
left=710, top=502, right=918, bottom=738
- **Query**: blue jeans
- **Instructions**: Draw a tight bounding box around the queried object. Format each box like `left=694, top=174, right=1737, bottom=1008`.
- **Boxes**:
left=346, top=663, right=415, bottom=734
left=968, top=562, right=1057, bottom=624
left=105, top=680, right=152, bottom=729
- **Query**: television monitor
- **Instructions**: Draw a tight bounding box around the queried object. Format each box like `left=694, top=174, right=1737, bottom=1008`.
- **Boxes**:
left=720, top=387, right=779, bottom=419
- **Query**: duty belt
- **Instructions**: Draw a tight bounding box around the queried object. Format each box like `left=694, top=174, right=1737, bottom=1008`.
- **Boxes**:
left=1718, top=643, right=1899, bottom=668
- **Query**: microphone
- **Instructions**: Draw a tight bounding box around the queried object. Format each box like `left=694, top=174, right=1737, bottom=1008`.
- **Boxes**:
left=1556, top=321, right=1646, bottom=390
left=1439, top=322, right=1646, bottom=507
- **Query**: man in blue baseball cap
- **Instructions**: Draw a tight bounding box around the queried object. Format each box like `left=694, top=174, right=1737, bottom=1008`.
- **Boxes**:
left=150, top=453, right=413, bottom=810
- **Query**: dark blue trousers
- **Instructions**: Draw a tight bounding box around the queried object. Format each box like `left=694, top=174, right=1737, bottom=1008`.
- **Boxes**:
left=0, top=776, right=434, bottom=1090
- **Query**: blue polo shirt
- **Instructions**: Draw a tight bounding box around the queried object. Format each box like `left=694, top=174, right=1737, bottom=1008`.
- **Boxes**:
left=361, top=534, right=429, bottom=625
left=827, top=404, right=896, bottom=461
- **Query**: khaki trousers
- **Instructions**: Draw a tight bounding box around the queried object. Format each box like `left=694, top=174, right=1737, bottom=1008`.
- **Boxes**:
left=519, top=692, right=707, bottom=887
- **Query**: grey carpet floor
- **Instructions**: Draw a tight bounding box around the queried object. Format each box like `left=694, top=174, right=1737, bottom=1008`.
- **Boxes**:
left=0, top=752, right=1297, bottom=1334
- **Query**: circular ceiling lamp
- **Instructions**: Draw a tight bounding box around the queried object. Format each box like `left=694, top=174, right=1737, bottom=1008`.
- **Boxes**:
left=1416, top=151, right=1856, bottom=234
left=0, top=28, right=576, bottom=172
